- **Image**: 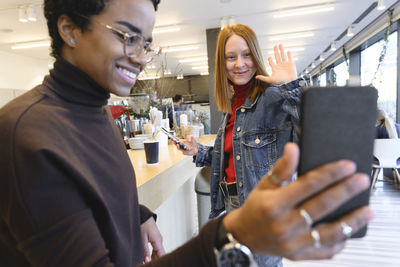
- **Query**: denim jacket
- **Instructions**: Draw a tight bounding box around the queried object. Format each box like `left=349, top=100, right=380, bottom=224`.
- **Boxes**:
left=195, top=78, right=306, bottom=218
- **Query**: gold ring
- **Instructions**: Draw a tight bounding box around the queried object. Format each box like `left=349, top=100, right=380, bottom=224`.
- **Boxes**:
left=299, top=207, right=313, bottom=228
left=266, top=169, right=283, bottom=186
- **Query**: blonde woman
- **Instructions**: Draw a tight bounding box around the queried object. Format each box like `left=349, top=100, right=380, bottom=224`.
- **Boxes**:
left=180, top=24, right=305, bottom=266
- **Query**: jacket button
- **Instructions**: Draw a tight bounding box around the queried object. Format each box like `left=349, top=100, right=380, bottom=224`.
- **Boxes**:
left=241, top=108, right=245, bottom=113
left=236, top=155, right=241, bottom=161
left=236, top=126, right=241, bottom=132
left=239, top=182, right=243, bottom=187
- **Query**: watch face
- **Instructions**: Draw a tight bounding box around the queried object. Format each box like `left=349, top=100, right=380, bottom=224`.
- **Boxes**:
left=219, top=247, right=250, bottom=267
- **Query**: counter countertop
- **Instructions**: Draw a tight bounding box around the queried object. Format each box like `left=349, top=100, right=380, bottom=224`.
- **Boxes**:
left=128, top=134, right=216, bottom=187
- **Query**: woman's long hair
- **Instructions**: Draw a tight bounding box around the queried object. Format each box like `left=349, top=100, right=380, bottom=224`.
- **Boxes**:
left=214, top=24, right=269, bottom=114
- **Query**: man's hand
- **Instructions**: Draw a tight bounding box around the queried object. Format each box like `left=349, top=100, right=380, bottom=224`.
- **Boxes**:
left=140, top=217, right=165, bottom=263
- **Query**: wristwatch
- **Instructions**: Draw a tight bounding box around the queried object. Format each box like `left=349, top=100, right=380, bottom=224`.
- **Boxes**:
left=214, top=220, right=257, bottom=267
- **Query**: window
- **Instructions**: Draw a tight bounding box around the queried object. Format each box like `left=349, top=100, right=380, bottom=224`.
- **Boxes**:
left=320, top=72, right=326, bottom=87
left=361, top=31, right=397, bottom=120
left=333, top=61, right=349, bottom=86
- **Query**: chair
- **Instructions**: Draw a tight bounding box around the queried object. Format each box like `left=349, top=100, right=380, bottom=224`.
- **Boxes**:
left=370, top=139, right=400, bottom=192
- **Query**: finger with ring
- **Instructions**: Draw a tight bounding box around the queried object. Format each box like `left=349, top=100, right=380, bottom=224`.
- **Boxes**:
left=311, top=228, right=321, bottom=248
left=299, top=207, right=313, bottom=228
left=267, top=169, right=283, bottom=186
left=340, top=220, right=353, bottom=239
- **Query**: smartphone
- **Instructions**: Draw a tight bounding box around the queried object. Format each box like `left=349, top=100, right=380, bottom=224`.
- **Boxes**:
left=298, top=86, right=377, bottom=238
left=161, top=127, right=189, bottom=151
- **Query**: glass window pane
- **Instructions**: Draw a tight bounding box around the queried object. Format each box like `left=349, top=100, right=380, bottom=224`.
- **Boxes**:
left=333, top=61, right=349, bottom=86
left=361, top=31, right=397, bottom=120
left=320, top=72, right=326, bottom=87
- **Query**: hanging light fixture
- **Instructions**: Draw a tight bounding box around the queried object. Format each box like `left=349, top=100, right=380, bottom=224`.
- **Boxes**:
left=330, top=42, right=337, bottom=51
left=347, top=25, right=354, bottom=37
left=377, top=0, right=386, bottom=10
left=27, top=6, right=37, bottom=22
left=319, top=54, right=325, bottom=62
left=311, top=62, right=316, bottom=68
left=18, top=7, right=28, bottom=23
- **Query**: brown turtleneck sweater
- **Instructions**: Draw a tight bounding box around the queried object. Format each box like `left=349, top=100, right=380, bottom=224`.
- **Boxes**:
left=0, top=58, right=220, bottom=266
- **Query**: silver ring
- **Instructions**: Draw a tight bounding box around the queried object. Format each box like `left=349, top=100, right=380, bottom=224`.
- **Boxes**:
left=311, top=228, right=321, bottom=248
left=266, top=169, right=283, bottom=186
left=340, top=221, right=353, bottom=239
left=299, top=207, right=313, bottom=228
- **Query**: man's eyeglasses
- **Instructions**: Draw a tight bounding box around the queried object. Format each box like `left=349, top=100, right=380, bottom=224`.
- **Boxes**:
left=76, top=14, right=161, bottom=63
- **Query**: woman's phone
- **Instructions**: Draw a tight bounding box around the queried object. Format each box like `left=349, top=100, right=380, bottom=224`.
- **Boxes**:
left=161, top=127, right=189, bottom=151
left=298, top=86, right=377, bottom=238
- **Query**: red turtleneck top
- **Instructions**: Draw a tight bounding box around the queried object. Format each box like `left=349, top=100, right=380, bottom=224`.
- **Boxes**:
left=224, top=79, right=252, bottom=183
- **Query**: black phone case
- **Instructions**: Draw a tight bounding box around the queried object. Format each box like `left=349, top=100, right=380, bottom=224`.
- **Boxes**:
left=298, top=86, right=377, bottom=238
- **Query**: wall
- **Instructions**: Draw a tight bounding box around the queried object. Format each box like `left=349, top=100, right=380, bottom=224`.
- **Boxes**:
left=0, top=51, right=50, bottom=107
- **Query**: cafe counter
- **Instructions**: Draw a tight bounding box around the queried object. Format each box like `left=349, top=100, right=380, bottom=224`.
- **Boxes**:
left=127, top=134, right=216, bottom=252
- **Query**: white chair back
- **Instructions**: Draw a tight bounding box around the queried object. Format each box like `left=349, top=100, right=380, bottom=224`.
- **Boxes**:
left=373, top=139, right=400, bottom=168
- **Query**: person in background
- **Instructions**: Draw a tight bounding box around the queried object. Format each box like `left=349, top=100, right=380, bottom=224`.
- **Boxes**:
left=0, top=0, right=373, bottom=266
left=376, top=109, right=400, bottom=139
left=178, top=24, right=303, bottom=266
left=167, top=94, right=183, bottom=128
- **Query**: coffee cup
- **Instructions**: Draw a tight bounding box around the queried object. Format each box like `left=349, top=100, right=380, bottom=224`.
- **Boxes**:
left=143, top=140, right=159, bottom=164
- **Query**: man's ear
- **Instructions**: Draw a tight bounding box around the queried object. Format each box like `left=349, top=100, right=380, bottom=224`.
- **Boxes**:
left=57, top=14, right=80, bottom=47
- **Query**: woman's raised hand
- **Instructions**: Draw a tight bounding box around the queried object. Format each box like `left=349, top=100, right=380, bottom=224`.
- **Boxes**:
left=256, top=44, right=298, bottom=85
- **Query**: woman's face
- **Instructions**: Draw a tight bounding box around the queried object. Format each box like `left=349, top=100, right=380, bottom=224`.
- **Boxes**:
left=224, top=34, right=256, bottom=85
left=66, top=0, right=155, bottom=96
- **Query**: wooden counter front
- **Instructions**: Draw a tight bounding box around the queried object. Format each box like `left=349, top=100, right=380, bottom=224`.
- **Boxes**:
left=128, top=134, right=216, bottom=211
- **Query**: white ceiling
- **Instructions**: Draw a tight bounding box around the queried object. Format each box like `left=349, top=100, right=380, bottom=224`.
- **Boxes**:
left=0, top=0, right=398, bottom=78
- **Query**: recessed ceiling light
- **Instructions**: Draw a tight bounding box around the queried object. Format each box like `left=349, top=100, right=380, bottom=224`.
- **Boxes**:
left=192, top=66, right=208, bottom=70
left=273, top=6, right=334, bottom=18
left=179, top=57, right=208, bottom=63
left=11, top=40, right=50, bottom=50
left=200, top=72, right=209, bottom=76
left=269, top=32, right=314, bottom=41
left=267, top=47, right=305, bottom=54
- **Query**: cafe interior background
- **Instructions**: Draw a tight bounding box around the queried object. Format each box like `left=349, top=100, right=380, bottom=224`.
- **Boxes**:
left=1, top=0, right=400, bottom=266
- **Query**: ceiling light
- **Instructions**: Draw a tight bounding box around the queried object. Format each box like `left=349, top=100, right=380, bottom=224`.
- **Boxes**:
left=27, top=6, right=37, bottom=22
left=330, top=42, right=337, bottom=51
left=269, top=32, right=314, bottom=41
left=152, top=27, right=180, bottom=34
left=347, top=26, right=354, bottom=37
left=267, top=47, right=305, bottom=54
left=311, top=62, right=316, bottom=68
left=18, top=8, right=28, bottom=23
left=200, top=72, right=209, bottom=76
left=305, top=69, right=309, bottom=74
left=138, top=76, right=160, bottom=80
left=162, top=45, right=200, bottom=53
left=177, top=74, right=184, bottom=79
left=11, top=40, right=51, bottom=50
left=319, top=54, right=325, bottom=61
left=164, top=69, right=172, bottom=75
left=220, top=17, right=228, bottom=29
left=273, top=6, right=334, bottom=18
left=192, top=66, right=209, bottom=70
left=377, top=0, right=386, bottom=10
left=179, top=56, right=208, bottom=63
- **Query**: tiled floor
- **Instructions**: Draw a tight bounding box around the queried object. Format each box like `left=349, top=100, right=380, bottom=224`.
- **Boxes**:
left=283, top=178, right=400, bottom=267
